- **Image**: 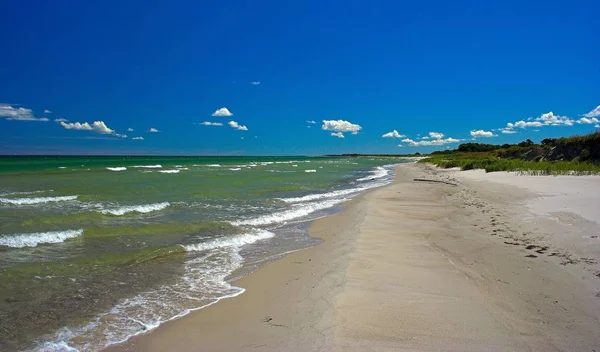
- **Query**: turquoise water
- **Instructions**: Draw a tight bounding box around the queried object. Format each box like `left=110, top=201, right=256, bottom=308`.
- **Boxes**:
left=0, top=156, right=407, bottom=351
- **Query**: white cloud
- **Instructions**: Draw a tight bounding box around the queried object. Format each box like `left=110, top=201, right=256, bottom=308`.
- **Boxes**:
left=583, top=105, right=600, bottom=118
left=421, top=136, right=429, bottom=140
left=114, top=133, right=127, bottom=139
left=212, top=107, right=233, bottom=117
left=250, top=81, right=260, bottom=85
left=201, top=121, right=224, bottom=126
left=577, top=117, right=599, bottom=124
left=44, top=109, right=52, bottom=114
left=228, top=120, right=248, bottom=131
left=148, top=128, right=160, bottom=133
left=330, top=132, right=345, bottom=138
left=306, top=120, right=316, bottom=124
left=60, top=121, right=115, bottom=134
left=132, top=136, right=144, bottom=140
left=500, top=128, right=517, bottom=134
left=537, top=112, right=573, bottom=126
left=0, top=104, right=49, bottom=121
left=127, top=128, right=134, bottom=132
left=401, top=136, right=460, bottom=147
left=54, top=118, right=68, bottom=122
left=511, top=120, right=543, bottom=128
left=382, top=130, right=406, bottom=138
left=470, top=129, right=496, bottom=138
left=322, top=120, right=362, bottom=134
left=502, top=111, right=574, bottom=134
left=397, top=144, right=403, bottom=147
left=428, top=132, right=444, bottom=139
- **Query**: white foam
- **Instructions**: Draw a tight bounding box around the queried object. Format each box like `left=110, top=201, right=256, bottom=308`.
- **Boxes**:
left=305, top=169, right=317, bottom=173
left=36, top=230, right=270, bottom=351
left=131, top=165, right=162, bottom=169
left=0, top=190, right=51, bottom=196
left=106, top=167, right=127, bottom=172
left=183, top=229, right=275, bottom=252
left=159, top=170, right=180, bottom=174
left=58, top=166, right=67, bottom=169
left=0, top=229, right=83, bottom=248
left=0, top=195, right=77, bottom=205
left=100, top=202, right=170, bottom=216
left=229, top=168, right=241, bottom=171
left=277, top=187, right=367, bottom=203
left=206, top=164, right=221, bottom=167
left=233, top=198, right=344, bottom=226
left=357, top=166, right=389, bottom=181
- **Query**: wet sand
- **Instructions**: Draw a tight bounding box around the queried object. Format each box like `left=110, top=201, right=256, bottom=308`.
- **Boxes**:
left=108, top=163, right=600, bottom=352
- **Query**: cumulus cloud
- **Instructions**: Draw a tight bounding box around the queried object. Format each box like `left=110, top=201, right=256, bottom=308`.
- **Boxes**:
left=114, top=133, right=128, bottom=139
left=132, top=137, right=144, bottom=140
left=470, top=129, right=496, bottom=138
left=577, top=117, right=599, bottom=125
left=502, top=111, right=574, bottom=134
left=148, top=128, right=160, bottom=133
left=60, top=121, right=115, bottom=134
left=401, top=136, right=460, bottom=147
left=201, top=121, right=224, bottom=126
left=250, top=81, right=260, bottom=85
left=44, top=109, right=52, bottom=114
left=0, top=104, right=49, bottom=121
left=537, top=112, right=574, bottom=126
left=382, top=130, right=406, bottom=138
left=500, top=128, right=517, bottom=134
left=322, top=120, right=362, bottom=134
left=127, top=128, right=134, bottom=132
left=306, top=120, right=316, bottom=124
left=428, top=132, right=444, bottom=139
left=330, top=132, right=345, bottom=138
left=54, top=118, right=68, bottom=122
left=212, top=107, right=233, bottom=117
left=228, top=120, right=248, bottom=131
left=583, top=105, right=600, bottom=118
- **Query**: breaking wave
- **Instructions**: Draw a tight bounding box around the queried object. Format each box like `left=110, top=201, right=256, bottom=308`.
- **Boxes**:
left=0, top=195, right=77, bottom=205
left=99, top=202, right=171, bottom=216
left=0, top=229, right=83, bottom=248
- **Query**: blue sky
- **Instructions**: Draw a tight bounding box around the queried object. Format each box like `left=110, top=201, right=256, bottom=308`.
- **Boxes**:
left=1, top=0, right=598, bottom=155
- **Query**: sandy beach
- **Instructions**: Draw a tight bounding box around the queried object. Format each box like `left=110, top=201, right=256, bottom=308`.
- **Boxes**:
left=108, top=163, right=600, bottom=352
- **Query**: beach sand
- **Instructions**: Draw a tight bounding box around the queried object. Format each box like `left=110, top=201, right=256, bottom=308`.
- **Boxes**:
left=108, top=163, right=600, bottom=352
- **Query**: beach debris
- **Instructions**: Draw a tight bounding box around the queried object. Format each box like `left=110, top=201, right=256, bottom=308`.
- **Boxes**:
left=262, top=316, right=286, bottom=328
left=413, top=178, right=458, bottom=186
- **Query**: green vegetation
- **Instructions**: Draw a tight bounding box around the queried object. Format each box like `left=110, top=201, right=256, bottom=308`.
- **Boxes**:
left=420, top=132, right=600, bottom=175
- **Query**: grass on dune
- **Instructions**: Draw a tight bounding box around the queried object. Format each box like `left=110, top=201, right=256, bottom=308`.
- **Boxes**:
left=419, top=132, right=600, bottom=175
left=419, top=153, right=600, bottom=175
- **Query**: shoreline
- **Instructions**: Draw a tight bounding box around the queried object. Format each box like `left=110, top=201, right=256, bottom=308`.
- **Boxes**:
left=108, top=164, right=600, bottom=352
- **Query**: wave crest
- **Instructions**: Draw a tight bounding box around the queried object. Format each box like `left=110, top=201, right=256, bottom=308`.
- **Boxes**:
left=183, top=229, right=274, bottom=252
left=0, top=229, right=83, bottom=248
left=100, top=202, right=171, bottom=216
left=0, top=195, right=77, bottom=205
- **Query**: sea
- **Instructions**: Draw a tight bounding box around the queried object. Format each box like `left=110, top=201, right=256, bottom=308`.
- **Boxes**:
left=0, top=155, right=409, bottom=351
